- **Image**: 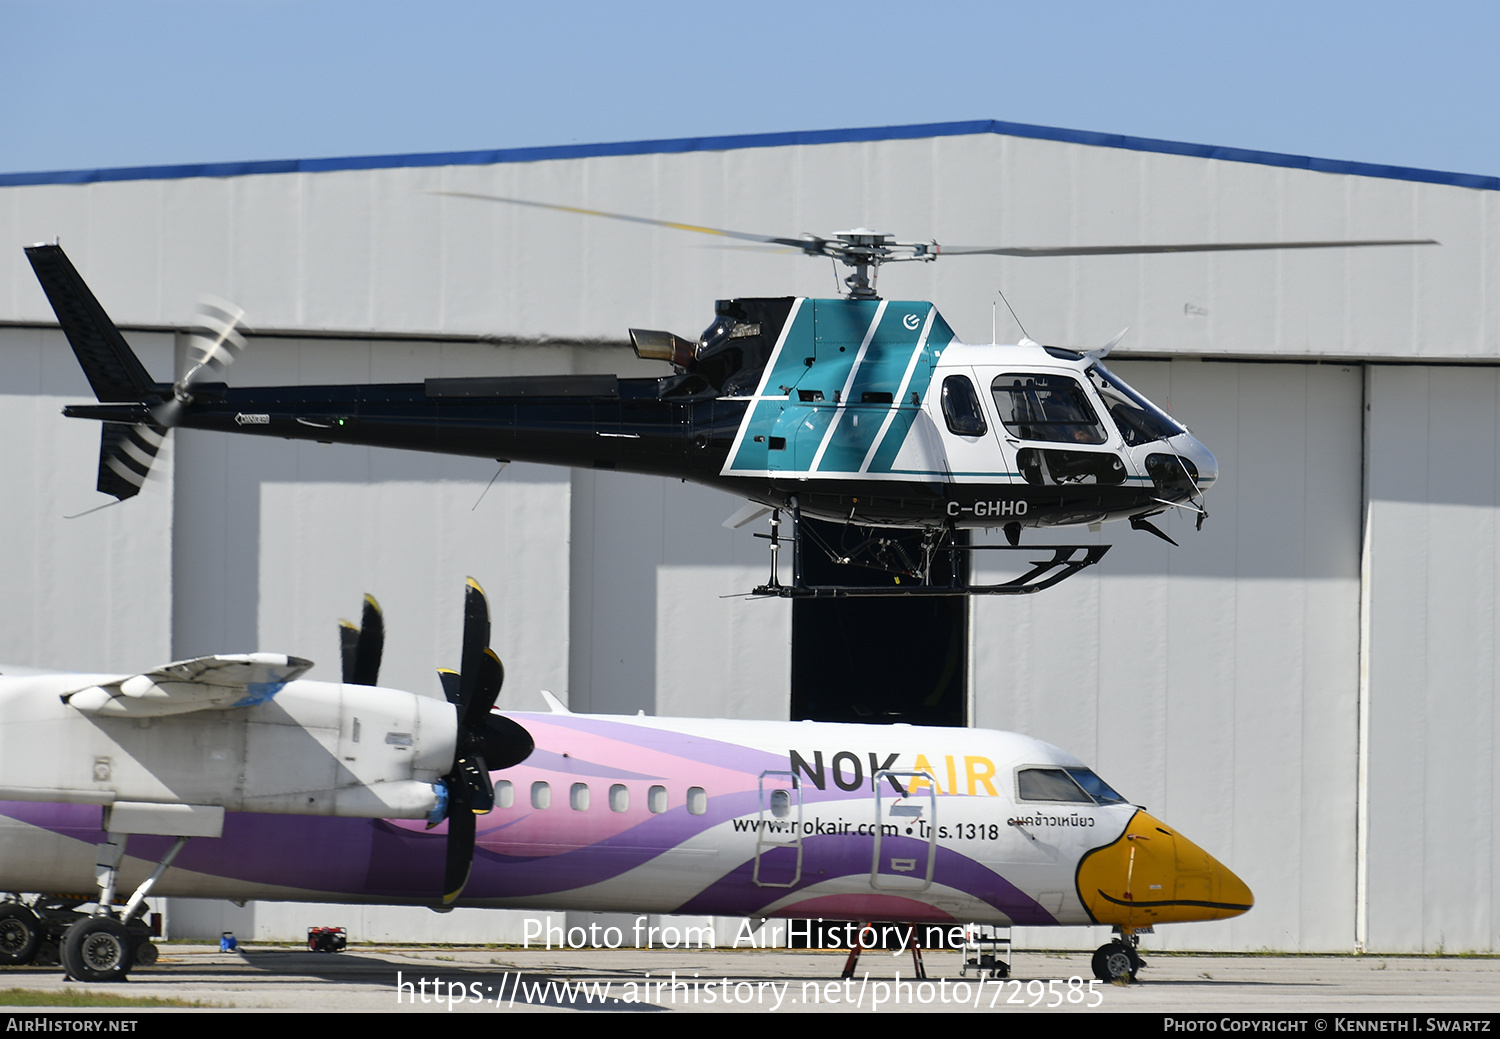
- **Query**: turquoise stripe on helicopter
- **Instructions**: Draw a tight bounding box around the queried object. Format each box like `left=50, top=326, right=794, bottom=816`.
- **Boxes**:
left=725, top=299, right=956, bottom=476
left=861, top=309, right=955, bottom=475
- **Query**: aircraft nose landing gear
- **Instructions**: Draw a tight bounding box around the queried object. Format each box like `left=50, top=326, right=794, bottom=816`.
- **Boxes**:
left=1091, top=930, right=1143, bottom=983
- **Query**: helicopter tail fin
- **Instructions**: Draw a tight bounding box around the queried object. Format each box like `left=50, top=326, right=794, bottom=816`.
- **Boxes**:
left=95, top=420, right=170, bottom=501
left=24, top=243, right=157, bottom=403
left=26, top=244, right=172, bottom=501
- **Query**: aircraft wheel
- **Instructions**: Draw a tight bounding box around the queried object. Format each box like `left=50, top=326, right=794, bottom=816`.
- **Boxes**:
left=61, top=918, right=134, bottom=982
left=0, top=905, right=41, bottom=965
left=132, top=940, right=159, bottom=967
left=1091, top=940, right=1140, bottom=983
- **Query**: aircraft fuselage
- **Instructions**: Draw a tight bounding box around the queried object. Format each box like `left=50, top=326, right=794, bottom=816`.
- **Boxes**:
left=0, top=711, right=1250, bottom=933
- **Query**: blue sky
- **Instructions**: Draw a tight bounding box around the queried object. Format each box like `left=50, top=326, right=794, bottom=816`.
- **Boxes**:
left=4, top=0, right=1497, bottom=178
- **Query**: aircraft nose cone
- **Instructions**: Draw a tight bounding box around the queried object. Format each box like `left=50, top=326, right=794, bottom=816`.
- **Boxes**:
left=1076, top=810, right=1252, bottom=928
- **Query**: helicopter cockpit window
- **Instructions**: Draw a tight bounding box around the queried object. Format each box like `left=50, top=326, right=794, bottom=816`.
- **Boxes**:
left=992, top=375, right=1106, bottom=445
left=1085, top=363, right=1186, bottom=447
left=1016, top=767, right=1129, bottom=805
left=941, top=375, right=987, bottom=436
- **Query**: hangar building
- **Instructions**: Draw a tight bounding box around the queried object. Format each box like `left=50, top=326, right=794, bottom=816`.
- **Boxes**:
left=0, top=120, right=1496, bottom=954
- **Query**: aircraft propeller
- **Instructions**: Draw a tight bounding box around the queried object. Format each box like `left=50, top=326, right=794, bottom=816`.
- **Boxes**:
left=430, top=578, right=534, bottom=904
left=338, top=595, right=385, bottom=686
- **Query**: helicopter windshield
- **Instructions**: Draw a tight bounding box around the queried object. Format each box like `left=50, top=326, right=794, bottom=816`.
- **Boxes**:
left=1086, top=363, right=1186, bottom=447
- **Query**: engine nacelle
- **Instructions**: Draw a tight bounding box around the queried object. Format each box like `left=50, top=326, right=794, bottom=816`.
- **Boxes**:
left=0, top=672, right=455, bottom=819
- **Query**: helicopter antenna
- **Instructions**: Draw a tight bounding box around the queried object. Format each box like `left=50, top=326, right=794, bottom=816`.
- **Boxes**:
left=997, top=288, right=1031, bottom=342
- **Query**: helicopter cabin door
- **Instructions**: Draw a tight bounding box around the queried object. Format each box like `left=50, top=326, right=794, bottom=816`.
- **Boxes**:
left=981, top=369, right=1132, bottom=489
left=931, top=369, right=1014, bottom=483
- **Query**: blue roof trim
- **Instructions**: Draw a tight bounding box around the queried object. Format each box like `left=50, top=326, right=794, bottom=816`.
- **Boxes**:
left=4, top=119, right=1497, bottom=191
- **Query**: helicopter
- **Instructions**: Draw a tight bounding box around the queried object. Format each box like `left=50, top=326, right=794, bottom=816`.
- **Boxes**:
left=24, top=210, right=1434, bottom=596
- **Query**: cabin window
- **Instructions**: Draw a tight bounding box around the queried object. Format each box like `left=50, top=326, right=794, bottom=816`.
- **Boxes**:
left=531, top=781, right=551, bottom=809
left=992, top=374, right=1106, bottom=445
left=769, top=789, right=792, bottom=818
left=941, top=375, right=987, bottom=436
left=495, top=780, right=514, bottom=809
left=648, top=785, right=668, bottom=814
left=609, top=784, right=629, bottom=812
left=687, top=787, right=707, bottom=815
left=570, top=782, right=590, bottom=811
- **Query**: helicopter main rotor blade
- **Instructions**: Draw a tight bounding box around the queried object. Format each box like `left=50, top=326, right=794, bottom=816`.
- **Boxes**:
left=939, top=238, right=1438, bottom=257
left=433, top=192, right=818, bottom=252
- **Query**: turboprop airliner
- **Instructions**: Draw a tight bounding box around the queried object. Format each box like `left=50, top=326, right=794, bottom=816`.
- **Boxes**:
left=0, top=584, right=1251, bottom=984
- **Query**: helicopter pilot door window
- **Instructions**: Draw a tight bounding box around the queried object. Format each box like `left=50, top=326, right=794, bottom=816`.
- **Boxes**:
left=934, top=370, right=1016, bottom=482
left=993, top=373, right=1128, bottom=486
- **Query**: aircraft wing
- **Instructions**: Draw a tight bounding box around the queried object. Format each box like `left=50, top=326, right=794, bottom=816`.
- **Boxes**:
left=62, top=653, right=313, bottom=717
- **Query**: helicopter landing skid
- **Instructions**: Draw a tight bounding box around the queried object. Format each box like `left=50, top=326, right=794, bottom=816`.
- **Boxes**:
left=750, top=505, right=1110, bottom=598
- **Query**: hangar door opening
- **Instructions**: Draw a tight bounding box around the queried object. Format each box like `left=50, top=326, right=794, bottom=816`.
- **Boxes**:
left=790, top=519, right=968, bottom=726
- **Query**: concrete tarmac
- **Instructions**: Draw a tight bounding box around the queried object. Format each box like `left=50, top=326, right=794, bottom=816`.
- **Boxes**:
left=1, top=945, right=1497, bottom=1013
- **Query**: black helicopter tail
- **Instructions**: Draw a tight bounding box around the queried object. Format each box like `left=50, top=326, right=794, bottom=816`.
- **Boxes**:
left=25, top=244, right=169, bottom=500
left=24, top=244, right=157, bottom=402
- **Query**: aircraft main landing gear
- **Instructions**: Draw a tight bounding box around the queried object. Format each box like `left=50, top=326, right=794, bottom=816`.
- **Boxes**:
left=52, top=830, right=191, bottom=982
left=61, top=918, right=133, bottom=983
left=0, top=904, right=42, bottom=965
left=1092, top=930, right=1143, bottom=983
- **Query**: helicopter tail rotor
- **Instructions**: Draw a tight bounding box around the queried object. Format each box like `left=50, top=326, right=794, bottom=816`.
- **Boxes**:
left=153, top=296, right=248, bottom=429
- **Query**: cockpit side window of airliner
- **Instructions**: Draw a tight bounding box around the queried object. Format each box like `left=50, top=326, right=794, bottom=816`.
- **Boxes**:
left=1017, top=767, right=1128, bottom=804
left=1064, top=768, right=1128, bottom=805
left=993, top=374, right=1107, bottom=445
left=1085, top=364, right=1186, bottom=447
left=942, top=375, right=988, bottom=435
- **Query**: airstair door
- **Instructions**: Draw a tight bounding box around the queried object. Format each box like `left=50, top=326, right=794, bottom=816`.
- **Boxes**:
left=870, top=769, right=937, bottom=892
left=753, top=770, right=803, bottom=888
